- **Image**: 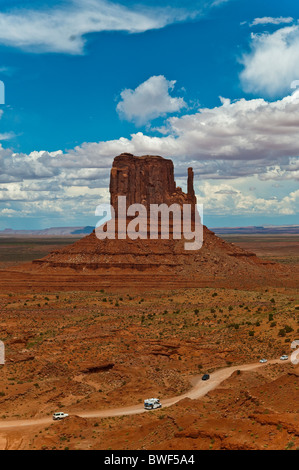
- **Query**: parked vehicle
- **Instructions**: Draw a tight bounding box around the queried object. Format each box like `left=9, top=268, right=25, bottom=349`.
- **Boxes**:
left=202, top=374, right=210, bottom=381
left=53, top=412, right=69, bottom=421
left=259, top=359, right=267, bottom=363
left=280, top=355, right=288, bottom=361
left=144, top=398, right=162, bottom=410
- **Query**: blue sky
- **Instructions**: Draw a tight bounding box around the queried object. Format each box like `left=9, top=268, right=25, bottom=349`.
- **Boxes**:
left=0, top=0, right=298, bottom=229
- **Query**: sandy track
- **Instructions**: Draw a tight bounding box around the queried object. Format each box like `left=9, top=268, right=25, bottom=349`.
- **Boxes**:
left=0, top=358, right=289, bottom=430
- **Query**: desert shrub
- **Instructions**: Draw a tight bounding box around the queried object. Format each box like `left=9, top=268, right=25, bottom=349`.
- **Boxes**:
left=284, top=325, right=294, bottom=333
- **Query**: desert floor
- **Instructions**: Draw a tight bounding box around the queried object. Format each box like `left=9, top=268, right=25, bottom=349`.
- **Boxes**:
left=0, top=234, right=298, bottom=450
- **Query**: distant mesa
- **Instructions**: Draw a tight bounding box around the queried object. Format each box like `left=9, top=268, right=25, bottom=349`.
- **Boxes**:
left=71, top=226, right=94, bottom=235
left=0, top=227, right=94, bottom=237
left=212, top=225, right=299, bottom=235
left=1, top=225, right=298, bottom=237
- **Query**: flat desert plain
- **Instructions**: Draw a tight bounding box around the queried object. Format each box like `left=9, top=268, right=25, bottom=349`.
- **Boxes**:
left=0, top=234, right=298, bottom=450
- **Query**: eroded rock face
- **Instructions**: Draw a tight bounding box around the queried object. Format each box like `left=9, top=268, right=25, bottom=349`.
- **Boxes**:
left=110, top=153, right=197, bottom=212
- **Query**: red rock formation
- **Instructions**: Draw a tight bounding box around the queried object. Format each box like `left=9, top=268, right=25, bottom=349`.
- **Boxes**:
left=110, top=153, right=196, bottom=213
left=28, top=153, right=285, bottom=288
left=109, top=153, right=198, bottom=236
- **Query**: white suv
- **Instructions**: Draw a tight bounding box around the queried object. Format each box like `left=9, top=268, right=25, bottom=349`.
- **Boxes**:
left=280, top=355, right=288, bottom=361
left=53, top=412, right=69, bottom=421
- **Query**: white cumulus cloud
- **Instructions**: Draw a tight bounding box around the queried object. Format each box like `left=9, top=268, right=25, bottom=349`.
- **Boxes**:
left=241, top=24, right=299, bottom=96
left=116, top=75, right=187, bottom=125
left=39, top=90, right=299, bottom=181
left=1, top=90, right=299, bottom=220
left=2, top=92, right=299, bottom=183
left=197, top=182, right=299, bottom=216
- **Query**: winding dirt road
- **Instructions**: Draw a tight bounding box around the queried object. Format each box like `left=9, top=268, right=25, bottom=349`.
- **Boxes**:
left=0, top=358, right=289, bottom=431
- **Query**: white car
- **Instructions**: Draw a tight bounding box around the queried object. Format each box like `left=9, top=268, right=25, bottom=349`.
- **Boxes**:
left=280, top=355, right=289, bottom=361
left=259, top=359, right=267, bottom=363
left=53, top=412, right=69, bottom=421
left=144, top=398, right=162, bottom=410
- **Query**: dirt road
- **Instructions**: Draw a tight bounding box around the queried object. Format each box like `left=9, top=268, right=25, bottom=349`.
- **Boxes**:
left=0, top=358, right=289, bottom=430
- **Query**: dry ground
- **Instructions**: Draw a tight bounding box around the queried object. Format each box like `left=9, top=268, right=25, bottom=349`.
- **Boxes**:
left=0, top=235, right=298, bottom=450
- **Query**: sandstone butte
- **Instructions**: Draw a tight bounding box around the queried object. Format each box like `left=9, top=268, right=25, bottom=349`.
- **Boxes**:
left=10, top=153, right=294, bottom=290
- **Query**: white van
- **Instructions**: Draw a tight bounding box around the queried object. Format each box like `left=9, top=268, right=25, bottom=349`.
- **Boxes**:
left=144, top=398, right=162, bottom=410
left=53, top=412, right=69, bottom=421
